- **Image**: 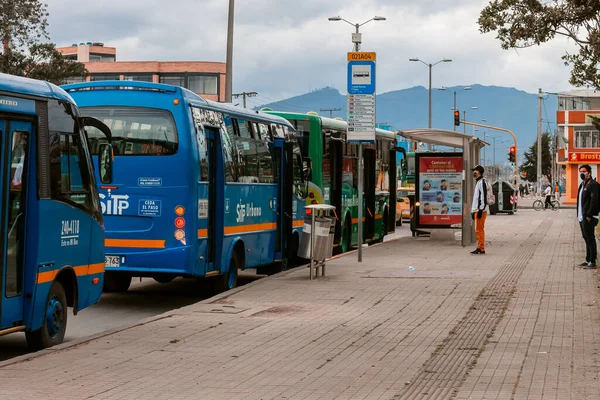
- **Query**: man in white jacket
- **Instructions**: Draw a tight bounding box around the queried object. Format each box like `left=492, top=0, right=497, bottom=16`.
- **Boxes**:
left=471, top=165, right=489, bottom=254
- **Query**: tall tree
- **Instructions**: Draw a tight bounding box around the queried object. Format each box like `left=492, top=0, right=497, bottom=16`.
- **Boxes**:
left=519, top=132, right=553, bottom=183
left=0, top=0, right=49, bottom=52
left=0, top=43, right=87, bottom=85
left=478, top=1, right=600, bottom=90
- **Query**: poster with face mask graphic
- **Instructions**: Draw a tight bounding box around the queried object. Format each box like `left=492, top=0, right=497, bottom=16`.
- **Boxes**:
left=416, top=154, right=463, bottom=227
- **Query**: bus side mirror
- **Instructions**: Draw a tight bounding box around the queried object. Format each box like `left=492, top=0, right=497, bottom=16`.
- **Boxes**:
left=98, top=143, right=114, bottom=184
left=303, top=157, right=312, bottom=182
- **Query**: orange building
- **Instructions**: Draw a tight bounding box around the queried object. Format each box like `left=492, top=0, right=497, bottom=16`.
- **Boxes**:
left=557, top=90, right=600, bottom=204
left=57, top=42, right=226, bottom=102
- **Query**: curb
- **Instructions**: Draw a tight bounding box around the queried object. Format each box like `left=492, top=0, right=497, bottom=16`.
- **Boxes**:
left=0, top=231, right=413, bottom=368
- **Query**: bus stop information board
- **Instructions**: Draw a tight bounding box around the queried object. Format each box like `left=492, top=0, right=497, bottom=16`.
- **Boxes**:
left=347, top=52, right=376, bottom=144
left=416, top=154, right=463, bottom=228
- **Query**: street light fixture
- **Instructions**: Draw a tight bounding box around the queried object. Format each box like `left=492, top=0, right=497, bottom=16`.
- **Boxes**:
left=409, top=58, right=452, bottom=151
left=439, top=86, right=472, bottom=131
left=328, top=15, right=387, bottom=51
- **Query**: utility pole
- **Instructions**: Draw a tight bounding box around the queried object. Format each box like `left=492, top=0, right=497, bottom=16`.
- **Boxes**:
left=225, top=0, right=235, bottom=103
left=232, top=91, right=257, bottom=108
left=537, top=88, right=543, bottom=192
left=320, top=107, right=341, bottom=118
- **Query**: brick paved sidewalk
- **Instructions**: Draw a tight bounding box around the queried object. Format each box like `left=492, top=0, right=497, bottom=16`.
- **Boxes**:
left=0, top=208, right=598, bottom=400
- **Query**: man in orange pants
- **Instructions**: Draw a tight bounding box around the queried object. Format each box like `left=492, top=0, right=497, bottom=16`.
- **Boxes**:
left=471, top=165, right=489, bottom=254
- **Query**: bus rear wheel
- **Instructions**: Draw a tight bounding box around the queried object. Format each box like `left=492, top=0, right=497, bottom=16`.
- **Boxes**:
left=103, top=272, right=132, bottom=293
left=214, top=252, right=239, bottom=294
left=26, top=280, right=68, bottom=351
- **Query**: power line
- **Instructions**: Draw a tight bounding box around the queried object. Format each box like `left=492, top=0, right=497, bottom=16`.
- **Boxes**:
left=232, top=91, right=257, bottom=108
left=320, top=107, right=341, bottom=118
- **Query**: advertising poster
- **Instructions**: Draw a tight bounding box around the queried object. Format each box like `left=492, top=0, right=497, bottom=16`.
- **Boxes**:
left=417, top=154, right=463, bottom=228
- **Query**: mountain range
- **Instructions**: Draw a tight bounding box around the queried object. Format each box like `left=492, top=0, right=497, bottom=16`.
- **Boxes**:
left=255, top=85, right=558, bottom=162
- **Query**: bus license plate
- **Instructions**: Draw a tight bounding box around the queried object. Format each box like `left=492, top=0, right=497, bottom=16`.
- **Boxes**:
left=105, top=256, right=121, bottom=268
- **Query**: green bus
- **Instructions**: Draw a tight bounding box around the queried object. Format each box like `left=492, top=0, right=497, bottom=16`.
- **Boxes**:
left=262, top=110, right=397, bottom=253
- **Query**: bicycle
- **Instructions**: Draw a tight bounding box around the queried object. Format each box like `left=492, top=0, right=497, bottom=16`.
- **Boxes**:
left=533, top=196, right=560, bottom=211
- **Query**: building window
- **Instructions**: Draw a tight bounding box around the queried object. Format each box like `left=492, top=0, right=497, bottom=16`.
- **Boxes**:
left=159, top=75, right=185, bottom=87
left=90, top=74, right=120, bottom=81
left=89, top=54, right=115, bottom=62
left=188, top=75, right=218, bottom=95
left=123, top=75, right=153, bottom=82
left=63, top=54, right=78, bottom=61
left=575, top=127, right=600, bottom=148
left=64, top=76, right=86, bottom=84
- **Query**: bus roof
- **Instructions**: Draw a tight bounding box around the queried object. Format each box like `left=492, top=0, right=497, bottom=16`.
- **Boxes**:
left=62, top=80, right=294, bottom=129
left=263, top=109, right=395, bottom=141
left=0, top=73, right=75, bottom=103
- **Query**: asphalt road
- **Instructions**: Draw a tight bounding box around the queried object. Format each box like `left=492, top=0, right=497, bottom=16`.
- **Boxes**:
left=0, top=224, right=412, bottom=362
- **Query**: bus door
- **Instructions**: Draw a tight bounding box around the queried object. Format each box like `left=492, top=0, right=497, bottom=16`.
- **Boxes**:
left=388, top=148, right=397, bottom=233
left=0, top=119, right=32, bottom=329
left=272, top=139, right=288, bottom=261
left=329, top=139, right=343, bottom=245
left=198, top=126, right=222, bottom=273
left=364, top=148, right=376, bottom=240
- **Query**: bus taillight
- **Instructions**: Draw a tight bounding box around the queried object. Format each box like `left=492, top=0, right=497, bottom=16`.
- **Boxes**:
left=174, top=229, right=185, bottom=241
left=175, top=217, right=185, bottom=229
left=175, top=206, right=185, bottom=216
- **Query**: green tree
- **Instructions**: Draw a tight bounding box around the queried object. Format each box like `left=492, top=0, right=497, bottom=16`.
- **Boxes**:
left=519, top=132, right=552, bottom=183
left=0, top=43, right=87, bottom=85
left=479, top=1, right=600, bottom=90
left=0, top=0, right=48, bottom=51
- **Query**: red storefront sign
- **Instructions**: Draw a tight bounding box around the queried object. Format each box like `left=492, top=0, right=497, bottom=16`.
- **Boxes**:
left=569, top=153, right=600, bottom=162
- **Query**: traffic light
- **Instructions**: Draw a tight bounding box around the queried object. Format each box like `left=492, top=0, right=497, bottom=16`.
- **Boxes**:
left=508, top=146, right=516, bottom=163
left=454, top=110, right=460, bottom=126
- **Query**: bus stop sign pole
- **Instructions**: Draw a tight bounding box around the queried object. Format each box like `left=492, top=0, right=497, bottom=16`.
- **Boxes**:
left=347, top=51, right=376, bottom=263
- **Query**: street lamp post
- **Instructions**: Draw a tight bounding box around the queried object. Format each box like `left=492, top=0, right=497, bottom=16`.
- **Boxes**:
left=329, top=15, right=385, bottom=263
left=463, top=106, right=478, bottom=133
left=409, top=57, right=452, bottom=150
left=440, top=86, right=471, bottom=131
left=225, top=0, right=235, bottom=103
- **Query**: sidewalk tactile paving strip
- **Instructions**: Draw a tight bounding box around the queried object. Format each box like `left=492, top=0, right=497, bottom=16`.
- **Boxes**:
left=394, top=222, right=552, bottom=400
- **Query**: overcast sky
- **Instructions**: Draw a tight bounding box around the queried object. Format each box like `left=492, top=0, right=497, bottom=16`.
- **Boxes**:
left=47, top=0, right=578, bottom=107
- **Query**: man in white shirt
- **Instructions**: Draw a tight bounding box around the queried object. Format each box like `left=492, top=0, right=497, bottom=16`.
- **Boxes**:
left=471, top=165, right=489, bottom=255
left=543, top=184, right=552, bottom=209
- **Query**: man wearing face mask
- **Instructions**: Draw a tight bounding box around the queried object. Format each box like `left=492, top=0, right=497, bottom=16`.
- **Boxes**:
left=471, top=165, right=488, bottom=254
left=577, top=164, right=600, bottom=269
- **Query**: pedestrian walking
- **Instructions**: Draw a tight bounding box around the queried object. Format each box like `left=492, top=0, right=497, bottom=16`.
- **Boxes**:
left=554, top=182, right=560, bottom=202
left=577, top=164, right=600, bottom=269
left=544, top=184, right=552, bottom=209
left=471, top=165, right=489, bottom=255
left=558, top=183, right=562, bottom=200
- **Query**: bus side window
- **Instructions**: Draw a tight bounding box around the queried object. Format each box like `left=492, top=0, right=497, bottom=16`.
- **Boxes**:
left=48, top=100, right=93, bottom=210
left=221, top=116, right=238, bottom=182
left=195, top=123, right=209, bottom=181
left=237, top=119, right=252, bottom=139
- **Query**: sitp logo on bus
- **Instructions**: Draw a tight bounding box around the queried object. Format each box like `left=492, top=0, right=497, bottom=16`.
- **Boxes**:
left=99, top=189, right=130, bottom=215
left=236, top=201, right=262, bottom=223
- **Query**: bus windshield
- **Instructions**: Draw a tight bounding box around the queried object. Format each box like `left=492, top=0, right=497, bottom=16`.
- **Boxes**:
left=79, top=106, right=178, bottom=156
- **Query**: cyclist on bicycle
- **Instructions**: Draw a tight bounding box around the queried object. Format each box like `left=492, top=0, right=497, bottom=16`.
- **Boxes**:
left=544, top=184, right=552, bottom=209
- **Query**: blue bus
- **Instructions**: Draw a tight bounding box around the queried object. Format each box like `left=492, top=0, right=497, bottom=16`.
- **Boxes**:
left=62, top=81, right=307, bottom=293
left=0, top=73, right=113, bottom=349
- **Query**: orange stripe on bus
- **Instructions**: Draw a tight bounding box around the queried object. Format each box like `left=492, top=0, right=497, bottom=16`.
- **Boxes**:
left=36, top=262, right=104, bottom=284
left=105, top=239, right=166, bottom=249
left=351, top=217, right=366, bottom=224
left=88, top=263, right=105, bottom=275
left=375, top=214, right=382, bottom=220
left=197, top=229, right=208, bottom=238
left=37, top=270, right=58, bottom=284
left=224, top=222, right=277, bottom=235
left=293, top=220, right=304, bottom=228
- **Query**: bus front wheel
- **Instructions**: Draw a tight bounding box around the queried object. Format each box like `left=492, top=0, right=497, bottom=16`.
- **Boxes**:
left=26, top=280, right=68, bottom=351
left=103, top=272, right=132, bottom=293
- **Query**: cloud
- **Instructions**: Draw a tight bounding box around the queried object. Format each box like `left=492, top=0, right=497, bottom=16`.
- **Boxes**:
left=46, top=0, right=580, bottom=102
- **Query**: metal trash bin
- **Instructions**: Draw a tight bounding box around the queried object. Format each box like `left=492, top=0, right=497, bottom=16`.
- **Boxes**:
left=298, top=204, right=336, bottom=279
left=489, top=180, right=518, bottom=215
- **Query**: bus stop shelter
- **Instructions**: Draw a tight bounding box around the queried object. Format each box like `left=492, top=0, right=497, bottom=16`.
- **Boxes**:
left=398, top=129, right=488, bottom=247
